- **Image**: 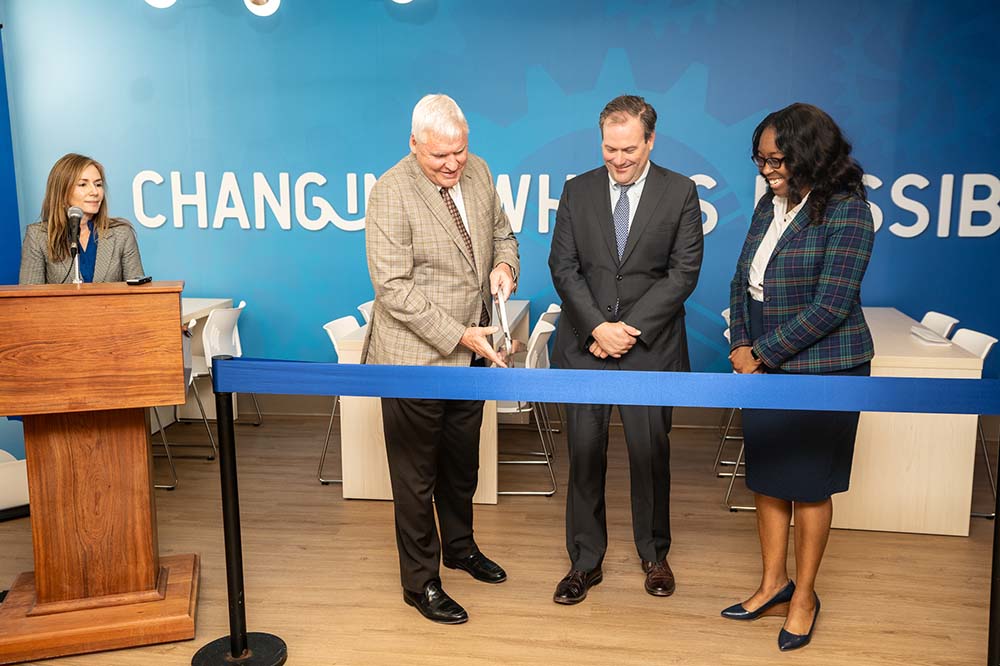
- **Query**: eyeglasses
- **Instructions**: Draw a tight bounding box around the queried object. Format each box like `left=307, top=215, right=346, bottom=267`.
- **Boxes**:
left=752, top=155, right=786, bottom=169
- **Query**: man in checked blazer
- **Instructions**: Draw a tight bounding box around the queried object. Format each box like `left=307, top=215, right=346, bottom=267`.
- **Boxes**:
left=548, top=95, right=704, bottom=604
left=362, top=94, right=519, bottom=625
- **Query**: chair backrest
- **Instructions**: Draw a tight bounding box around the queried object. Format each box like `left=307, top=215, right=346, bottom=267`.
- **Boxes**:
left=357, top=300, right=374, bottom=324
left=523, top=320, right=556, bottom=370
left=323, top=315, right=361, bottom=359
left=538, top=303, right=561, bottom=328
left=721, top=308, right=731, bottom=326
left=203, top=300, right=247, bottom=362
left=951, top=328, right=998, bottom=361
left=920, top=311, right=959, bottom=338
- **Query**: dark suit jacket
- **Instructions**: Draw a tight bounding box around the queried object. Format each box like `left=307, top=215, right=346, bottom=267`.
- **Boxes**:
left=548, top=162, right=704, bottom=371
left=728, top=192, right=874, bottom=373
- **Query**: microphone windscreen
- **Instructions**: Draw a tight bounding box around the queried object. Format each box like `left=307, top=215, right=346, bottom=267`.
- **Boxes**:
left=66, top=206, right=84, bottom=221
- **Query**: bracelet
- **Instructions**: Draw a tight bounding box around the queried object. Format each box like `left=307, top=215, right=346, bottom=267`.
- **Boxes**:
left=750, top=346, right=760, bottom=361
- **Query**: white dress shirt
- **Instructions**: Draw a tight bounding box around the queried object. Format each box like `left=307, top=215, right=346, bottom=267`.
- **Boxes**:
left=607, top=160, right=651, bottom=232
left=747, top=192, right=810, bottom=302
left=440, top=182, right=471, bottom=236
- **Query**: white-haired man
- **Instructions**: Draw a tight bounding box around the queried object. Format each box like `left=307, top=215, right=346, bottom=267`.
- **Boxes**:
left=362, top=94, right=519, bottom=624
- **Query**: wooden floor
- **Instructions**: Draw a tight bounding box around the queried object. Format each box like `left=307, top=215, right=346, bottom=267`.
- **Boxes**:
left=0, top=410, right=994, bottom=665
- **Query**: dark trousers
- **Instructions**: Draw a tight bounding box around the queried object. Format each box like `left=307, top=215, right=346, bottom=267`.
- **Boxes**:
left=565, top=402, right=673, bottom=571
left=381, top=395, right=485, bottom=593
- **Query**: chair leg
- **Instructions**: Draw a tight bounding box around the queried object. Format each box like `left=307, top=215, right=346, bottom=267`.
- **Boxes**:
left=318, top=397, right=342, bottom=485
left=247, top=392, right=263, bottom=427
left=191, top=381, right=219, bottom=460
left=713, top=408, right=737, bottom=473
left=724, top=443, right=755, bottom=512
left=972, top=417, right=997, bottom=519
left=151, top=408, right=178, bottom=491
left=498, top=402, right=557, bottom=497
left=714, top=408, right=746, bottom=478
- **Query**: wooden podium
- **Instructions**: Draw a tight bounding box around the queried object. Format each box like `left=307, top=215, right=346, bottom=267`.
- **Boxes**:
left=0, top=282, right=199, bottom=664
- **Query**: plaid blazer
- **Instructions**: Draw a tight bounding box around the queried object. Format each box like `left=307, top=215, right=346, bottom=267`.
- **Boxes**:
left=18, top=220, right=145, bottom=285
left=729, top=192, right=874, bottom=373
left=362, top=153, right=519, bottom=367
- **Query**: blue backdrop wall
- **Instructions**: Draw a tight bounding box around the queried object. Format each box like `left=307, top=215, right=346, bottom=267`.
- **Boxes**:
left=0, top=25, right=24, bottom=458
left=2, top=1, right=998, bottom=378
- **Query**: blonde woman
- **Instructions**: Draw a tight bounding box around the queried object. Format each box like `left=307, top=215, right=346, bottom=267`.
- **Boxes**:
left=19, top=153, right=144, bottom=284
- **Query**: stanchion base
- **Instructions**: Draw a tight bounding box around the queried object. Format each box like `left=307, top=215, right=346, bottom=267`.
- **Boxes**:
left=192, top=632, right=287, bottom=666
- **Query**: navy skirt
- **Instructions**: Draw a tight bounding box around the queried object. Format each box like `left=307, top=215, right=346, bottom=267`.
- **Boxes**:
left=741, top=299, right=870, bottom=502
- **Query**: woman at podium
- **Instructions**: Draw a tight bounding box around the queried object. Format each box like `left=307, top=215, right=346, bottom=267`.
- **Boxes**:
left=18, top=153, right=145, bottom=284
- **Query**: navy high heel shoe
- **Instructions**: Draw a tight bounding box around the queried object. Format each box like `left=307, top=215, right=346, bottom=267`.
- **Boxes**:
left=720, top=580, right=795, bottom=620
left=778, top=593, right=820, bottom=651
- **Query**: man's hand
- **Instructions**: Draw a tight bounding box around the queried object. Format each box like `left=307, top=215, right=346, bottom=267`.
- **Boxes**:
left=729, top=345, right=763, bottom=374
left=490, top=263, right=516, bottom=301
left=460, top=326, right=506, bottom=367
left=591, top=321, right=641, bottom=358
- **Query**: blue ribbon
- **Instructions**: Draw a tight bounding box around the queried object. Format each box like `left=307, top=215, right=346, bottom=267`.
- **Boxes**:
left=212, top=358, right=1000, bottom=415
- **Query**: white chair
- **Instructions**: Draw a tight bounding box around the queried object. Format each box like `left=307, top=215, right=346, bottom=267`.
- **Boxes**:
left=951, top=328, right=999, bottom=518
left=497, top=319, right=558, bottom=496
left=357, top=300, right=374, bottom=324
left=196, top=300, right=263, bottom=426
left=317, top=316, right=362, bottom=484
left=0, top=448, right=28, bottom=514
left=536, top=304, right=563, bottom=433
left=920, top=311, right=960, bottom=338
left=151, top=318, right=217, bottom=488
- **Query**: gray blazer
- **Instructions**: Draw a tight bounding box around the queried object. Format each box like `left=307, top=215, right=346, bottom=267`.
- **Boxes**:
left=548, top=162, right=704, bottom=372
left=18, top=220, right=145, bottom=284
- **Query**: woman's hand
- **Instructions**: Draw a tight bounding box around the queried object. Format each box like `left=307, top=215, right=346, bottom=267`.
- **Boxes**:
left=730, top=345, right=763, bottom=374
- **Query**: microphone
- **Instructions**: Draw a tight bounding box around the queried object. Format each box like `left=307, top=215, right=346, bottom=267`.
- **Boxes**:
left=67, top=206, right=83, bottom=257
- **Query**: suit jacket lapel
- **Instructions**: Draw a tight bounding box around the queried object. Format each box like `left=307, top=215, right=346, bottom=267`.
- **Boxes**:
left=592, top=173, right=618, bottom=265
left=407, top=157, right=477, bottom=274
left=770, top=202, right=810, bottom=258
left=92, top=225, right=114, bottom=282
left=460, top=167, right=487, bottom=281
left=619, top=166, right=667, bottom=266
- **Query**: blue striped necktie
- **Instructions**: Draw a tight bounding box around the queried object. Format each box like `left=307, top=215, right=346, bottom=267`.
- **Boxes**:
left=613, top=183, right=633, bottom=260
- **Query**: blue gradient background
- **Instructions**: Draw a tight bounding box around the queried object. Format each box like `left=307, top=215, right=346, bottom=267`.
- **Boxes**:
left=1, top=0, right=998, bottom=398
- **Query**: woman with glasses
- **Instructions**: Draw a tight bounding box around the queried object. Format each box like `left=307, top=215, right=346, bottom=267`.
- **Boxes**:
left=19, top=153, right=144, bottom=285
left=721, top=103, right=874, bottom=651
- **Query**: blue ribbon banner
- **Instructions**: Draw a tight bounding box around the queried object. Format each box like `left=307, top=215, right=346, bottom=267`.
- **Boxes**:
left=212, top=358, right=1000, bottom=415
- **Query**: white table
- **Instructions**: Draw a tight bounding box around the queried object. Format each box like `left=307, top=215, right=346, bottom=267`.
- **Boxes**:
left=831, top=307, right=983, bottom=535
left=336, top=300, right=531, bottom=505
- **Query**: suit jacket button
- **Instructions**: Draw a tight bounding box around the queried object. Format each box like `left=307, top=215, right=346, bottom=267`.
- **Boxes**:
left=616, top=274, right=622, bottom=281
left=606, top=305, right=612, bottom=312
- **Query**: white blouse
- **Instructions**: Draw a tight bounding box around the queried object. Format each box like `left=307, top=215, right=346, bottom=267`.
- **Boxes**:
left=747, top=192, right=810, bottom=302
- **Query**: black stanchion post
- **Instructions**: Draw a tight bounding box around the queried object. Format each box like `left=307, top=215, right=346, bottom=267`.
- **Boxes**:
left=192, top=356, right=287, bottom=666
left=990, top=443, right=1000, bottom=666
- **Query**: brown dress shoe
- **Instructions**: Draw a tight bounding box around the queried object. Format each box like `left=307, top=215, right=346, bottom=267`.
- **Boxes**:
left=641, top=559, right=676, bottom=597
left=553, top=567, right=603, bottom=605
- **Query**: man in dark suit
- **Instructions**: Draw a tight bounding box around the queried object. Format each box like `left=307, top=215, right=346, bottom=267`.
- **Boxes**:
left=548, top=95, right=704, bottom=604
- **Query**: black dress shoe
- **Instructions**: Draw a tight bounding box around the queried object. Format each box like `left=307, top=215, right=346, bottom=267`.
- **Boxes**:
left=402, top=580, right=468, bottom=624
left=443, top=551, right=507, bottom=583
left=553, top=568, right=603, bottom=605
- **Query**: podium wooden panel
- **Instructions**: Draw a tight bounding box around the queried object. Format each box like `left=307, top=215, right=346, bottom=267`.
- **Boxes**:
left=0, top=282, right=199, bottom=664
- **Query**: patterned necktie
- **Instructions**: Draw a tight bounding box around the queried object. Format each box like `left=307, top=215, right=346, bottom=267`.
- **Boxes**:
left=613, top=183, right=633, bottom=260
left=441, top=187, right=491, bottom=327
